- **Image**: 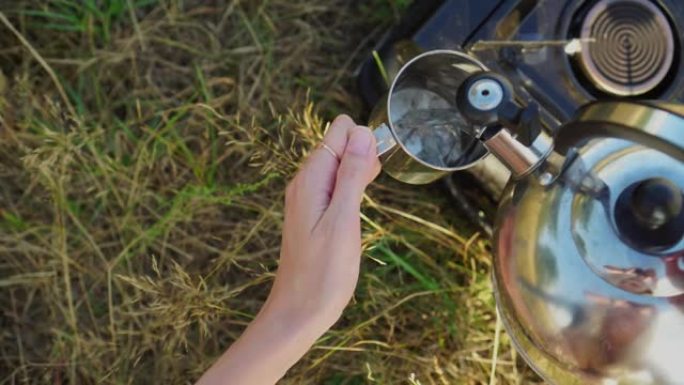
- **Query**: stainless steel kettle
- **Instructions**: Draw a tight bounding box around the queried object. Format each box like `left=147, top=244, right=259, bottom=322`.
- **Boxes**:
left=484, top=100, right=684, bottom=385
left=374, top=50, right=684, bottom=384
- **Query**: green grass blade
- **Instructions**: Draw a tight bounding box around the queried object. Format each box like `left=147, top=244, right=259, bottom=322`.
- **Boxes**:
left=19, top=9, right=79, bottom=22
left=372, top=50, right=390, bottom=87
left=375, top=243, right=440, bottom=291
left=26, top=23, right=85, bottom=32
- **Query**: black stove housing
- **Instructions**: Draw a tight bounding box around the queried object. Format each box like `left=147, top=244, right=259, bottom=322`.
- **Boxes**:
left=358, top=0, right=684, bottom=131
left=356, top=0, right=684, bottom=232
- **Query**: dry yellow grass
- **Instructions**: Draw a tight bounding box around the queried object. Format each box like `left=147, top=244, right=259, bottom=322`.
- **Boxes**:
left=0, top=1, right=540, bottom=384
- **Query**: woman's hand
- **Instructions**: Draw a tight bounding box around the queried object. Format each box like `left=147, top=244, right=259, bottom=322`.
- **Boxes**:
left=266, top=114, right=381, bottom=332
left=196, top=115, right=381, bottom=385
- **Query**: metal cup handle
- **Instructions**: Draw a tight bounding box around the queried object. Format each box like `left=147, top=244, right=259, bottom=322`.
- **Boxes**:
left=373, top=123, right=398, bottom=157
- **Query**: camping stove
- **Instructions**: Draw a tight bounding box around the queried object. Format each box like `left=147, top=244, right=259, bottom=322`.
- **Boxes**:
left=358, top=0, right=684, bottom=224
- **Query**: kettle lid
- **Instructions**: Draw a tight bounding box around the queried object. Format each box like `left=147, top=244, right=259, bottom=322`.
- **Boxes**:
left=556, top=101, right=684, bottom=296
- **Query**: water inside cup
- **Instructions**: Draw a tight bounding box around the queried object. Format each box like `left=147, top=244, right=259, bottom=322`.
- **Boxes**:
left=389, top=88, right=485, bottom=169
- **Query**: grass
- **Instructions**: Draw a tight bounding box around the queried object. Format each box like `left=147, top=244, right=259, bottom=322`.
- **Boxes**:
left=0, top=1, right=540, bottom=384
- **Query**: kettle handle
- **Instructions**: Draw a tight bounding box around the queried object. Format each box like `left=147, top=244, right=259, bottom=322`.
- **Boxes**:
left=555, top=101, right=684, bottom=162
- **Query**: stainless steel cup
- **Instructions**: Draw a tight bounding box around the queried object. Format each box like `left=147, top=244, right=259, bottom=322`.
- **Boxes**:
left=369, top=50, right=490, bottom=184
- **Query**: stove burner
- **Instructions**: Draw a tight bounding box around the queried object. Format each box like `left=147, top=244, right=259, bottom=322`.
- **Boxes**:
left=577, top=0, right=675, bottom=96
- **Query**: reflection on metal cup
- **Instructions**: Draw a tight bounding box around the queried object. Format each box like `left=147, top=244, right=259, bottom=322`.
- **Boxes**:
left=369, top=50, right=490, bottom=184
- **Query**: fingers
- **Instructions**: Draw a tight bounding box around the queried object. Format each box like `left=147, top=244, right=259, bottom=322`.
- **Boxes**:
left=302, top=115, right=353, bottom=170
left=285, top=115, right=358, bottom=231
left=326, top=125, right=381, bottom=221
left=320, top=114, right=354, bottom=163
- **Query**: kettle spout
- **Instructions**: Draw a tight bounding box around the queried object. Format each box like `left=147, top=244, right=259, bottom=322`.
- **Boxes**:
left=480, top=126, right=554, bottom=178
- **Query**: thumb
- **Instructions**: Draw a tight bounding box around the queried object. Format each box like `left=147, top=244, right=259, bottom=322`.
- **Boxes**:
left=328, top=126, right=380, bottom=213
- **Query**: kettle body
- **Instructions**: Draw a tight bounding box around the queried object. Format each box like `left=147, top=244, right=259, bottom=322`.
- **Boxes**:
left=492, top=102, right=684, bottom=384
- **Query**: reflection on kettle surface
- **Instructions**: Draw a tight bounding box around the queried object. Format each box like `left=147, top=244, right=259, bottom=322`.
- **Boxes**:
left=602, top=265, right=657, bottom=295
left=664, top=254, right=684, bottom=293
left=561, top=293, right=654, bottom=375
left=494, top=141, right=684, bottom=384
left=601, top=256, right=684, bottom=297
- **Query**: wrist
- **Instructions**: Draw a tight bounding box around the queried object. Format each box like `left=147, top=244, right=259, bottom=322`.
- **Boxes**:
left=255, top=299, right=332, bottom=346
left=196, top=305, right=322, bottom=385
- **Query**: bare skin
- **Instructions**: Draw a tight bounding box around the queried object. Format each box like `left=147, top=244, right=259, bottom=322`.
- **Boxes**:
left=196, top=115, right=381, bottom=385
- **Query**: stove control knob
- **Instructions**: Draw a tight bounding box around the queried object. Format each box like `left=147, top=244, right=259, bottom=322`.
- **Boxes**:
left=457, top=72, right=541, bottom=145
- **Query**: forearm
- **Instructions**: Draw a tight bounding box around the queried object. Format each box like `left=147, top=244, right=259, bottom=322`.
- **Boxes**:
left=196, top=309, right=319, bottom=385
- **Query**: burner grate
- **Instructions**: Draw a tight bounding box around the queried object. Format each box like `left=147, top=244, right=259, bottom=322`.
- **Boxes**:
left=577, top=0, right=675, bottom=96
